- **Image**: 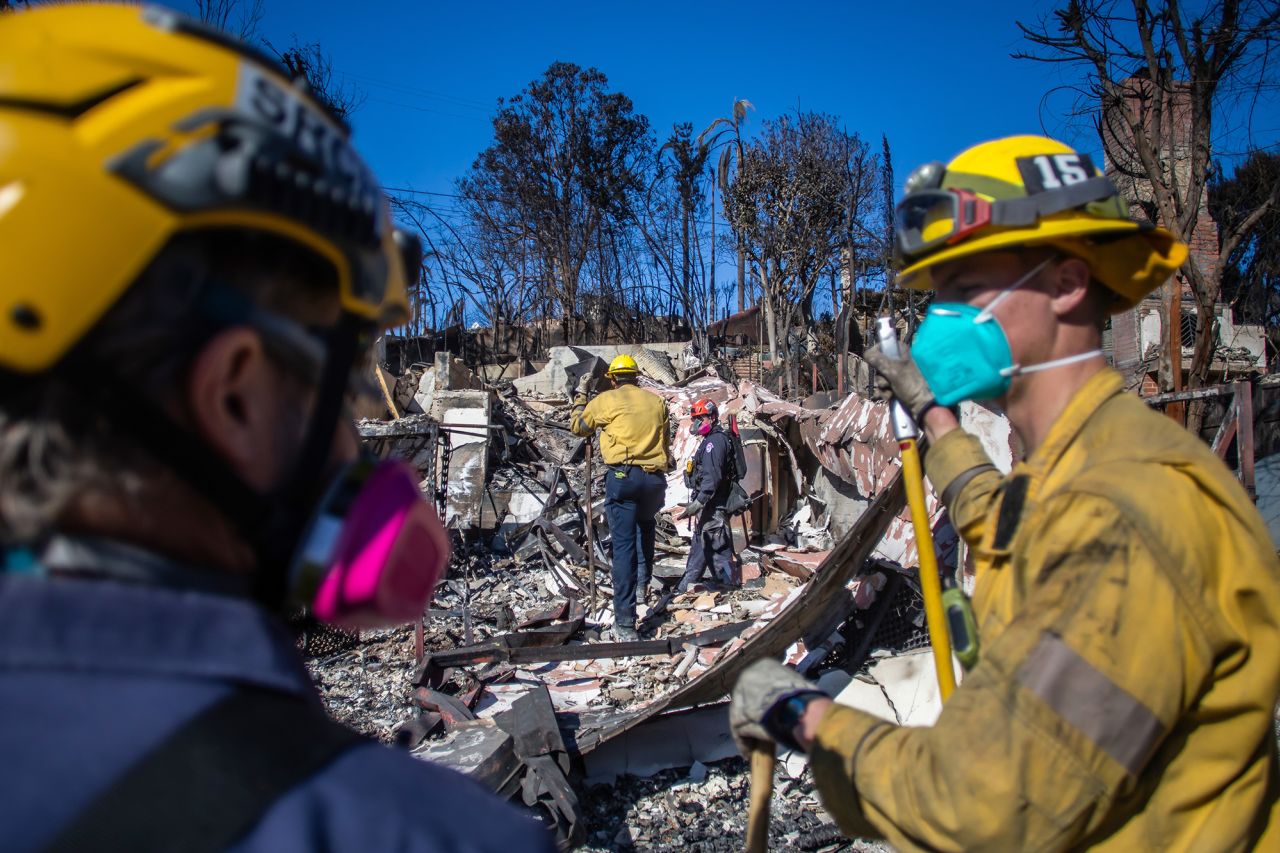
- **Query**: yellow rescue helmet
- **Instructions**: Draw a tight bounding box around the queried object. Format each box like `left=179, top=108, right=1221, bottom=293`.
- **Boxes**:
left=895, top=135, right=1187, bottom=312
left=606, top=354, right=639, bottom=377
left=0, top=4, right=415, bottom=376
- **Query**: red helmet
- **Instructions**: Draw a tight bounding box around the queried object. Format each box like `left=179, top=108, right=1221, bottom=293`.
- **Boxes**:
left=690, top=398, right=718, bottom=420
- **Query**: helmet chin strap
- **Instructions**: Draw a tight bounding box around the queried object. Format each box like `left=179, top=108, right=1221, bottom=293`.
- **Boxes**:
left=68, top=292, right=368, bottom=611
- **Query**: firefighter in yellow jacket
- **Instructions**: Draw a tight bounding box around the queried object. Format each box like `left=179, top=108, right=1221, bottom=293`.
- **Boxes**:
left=730, top=135, right=1280, bottom=850
left=571, top=355, right=670, bottom=640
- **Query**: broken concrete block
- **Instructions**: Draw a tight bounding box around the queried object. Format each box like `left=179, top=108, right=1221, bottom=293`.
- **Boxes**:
left=833, top=648, right=963, bottom=728
left=511, top=343, right=687, bottom=398
left=411, top=367, right=439, bottom=415
left=413, top=355, right=486, bottom=414
left=412, top=720, right=521, bottom=794
left=630, top=347, right=677, bottom=384
left=437, top=390, right=491, bottom=530
left=833, top=676, right=897, bottom=723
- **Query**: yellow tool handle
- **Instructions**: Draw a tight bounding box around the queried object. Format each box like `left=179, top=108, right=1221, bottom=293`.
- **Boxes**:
left=745, top=743, right=776, bottom=853
left=585, top=442, right=597, bottom=610
left=899, top=437, right=957, bottom=702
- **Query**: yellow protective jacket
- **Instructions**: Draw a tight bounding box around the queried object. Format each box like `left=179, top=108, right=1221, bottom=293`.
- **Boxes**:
left=810, top=369, right=1280, bottom=852
left=570, top=383, right=670, bottom=472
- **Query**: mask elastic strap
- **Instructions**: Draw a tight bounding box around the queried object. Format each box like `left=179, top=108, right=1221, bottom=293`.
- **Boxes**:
left=975, top=256, right=1056, bottom=324
left=1000, top=349, right=1104, bottom=378
left=255, top=312, right=369, bottom=609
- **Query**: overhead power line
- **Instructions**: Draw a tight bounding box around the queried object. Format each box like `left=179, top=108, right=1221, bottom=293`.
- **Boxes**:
left=366, top=97, right=486, bottom=122
left=338, top=70, right=493, bottom=111
left=383, top=185, right=735, bottom=230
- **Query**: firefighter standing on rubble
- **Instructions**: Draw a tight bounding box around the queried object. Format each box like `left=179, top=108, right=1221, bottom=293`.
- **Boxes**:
left=729, top=135, right=1280, bottom=850
left=571, top=354, right=671, bottom=641
left=677, top=399, right=739, bottom=592
left=0, top=7, right=554, bottom=852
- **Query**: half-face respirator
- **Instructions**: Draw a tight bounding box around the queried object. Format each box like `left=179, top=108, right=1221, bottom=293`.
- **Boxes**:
left=289, top=455, right=450, bottom=631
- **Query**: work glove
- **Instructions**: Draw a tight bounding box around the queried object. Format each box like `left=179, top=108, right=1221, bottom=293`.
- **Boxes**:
left=729, top=659, right=824, bottom=754
left=680, top=498, right=704, bottom=520
left=863, top=343, right=937, bottom=422
left=576, top=372, right=595, bottom=396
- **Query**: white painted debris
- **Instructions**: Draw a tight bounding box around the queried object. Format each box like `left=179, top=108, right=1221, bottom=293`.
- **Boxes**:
left=834, top=648, right=964, bottom=727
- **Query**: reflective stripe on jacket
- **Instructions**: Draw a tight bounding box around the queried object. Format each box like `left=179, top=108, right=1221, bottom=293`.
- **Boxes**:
left=809, top=368, right=1280, bottom=851
left=570, top=383, right=670, bottom=471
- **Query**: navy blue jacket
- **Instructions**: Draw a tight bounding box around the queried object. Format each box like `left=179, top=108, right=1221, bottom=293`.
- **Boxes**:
left=690, top=428, right=732, bottom=507
left=0, top=549, right=554, bottom=853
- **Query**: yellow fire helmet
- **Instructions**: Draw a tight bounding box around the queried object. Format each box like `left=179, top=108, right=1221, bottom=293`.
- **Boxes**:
left=0, top=3, right=415, bottom=377
left=607, top=354, right=639, bottom=377
left=895, top=135, right=1187, bottom=312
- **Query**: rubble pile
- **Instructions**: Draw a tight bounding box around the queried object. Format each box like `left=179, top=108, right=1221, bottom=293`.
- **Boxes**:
left=578, top=756, right=893, bottom=853
left=307, top=342, right=1014, bottom=848
left=304, top=623, right=420, bottom=741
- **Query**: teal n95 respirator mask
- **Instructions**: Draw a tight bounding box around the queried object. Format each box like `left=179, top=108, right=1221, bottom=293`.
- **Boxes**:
left=911, top=257, right=1102, bottom=406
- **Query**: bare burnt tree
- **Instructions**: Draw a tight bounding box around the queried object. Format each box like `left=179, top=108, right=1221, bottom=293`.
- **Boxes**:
left=195, top=0, right=265, bottom=42
left=642, top=123, right=712, bottom=352
left=458, top=62, right=651, bottom=347
left=265, top=37, right=365, bottom=122
left=1211, top=150, right=1280, bottom=357
left=725, top=112, right=880, bottom=395
left=1017, top=0, right=1280, bottom=428
left=699, top=99, right=754, bottom=314
left=386, top=197, right=475, bottom=340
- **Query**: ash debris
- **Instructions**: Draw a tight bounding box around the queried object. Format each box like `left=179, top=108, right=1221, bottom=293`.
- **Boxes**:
left=577, top=757, right=891, bottom=853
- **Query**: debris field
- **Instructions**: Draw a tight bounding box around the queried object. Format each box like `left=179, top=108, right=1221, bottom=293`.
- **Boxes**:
left=305, top=342, right=1013, bottom=849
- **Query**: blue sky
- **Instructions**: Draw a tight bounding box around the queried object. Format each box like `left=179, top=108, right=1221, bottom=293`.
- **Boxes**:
left=159, top=0, right=1277, bottom=323
left=166, top=0, right=1118, bottom=199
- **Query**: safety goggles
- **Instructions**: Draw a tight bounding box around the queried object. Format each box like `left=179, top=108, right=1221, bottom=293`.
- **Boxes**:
left=896, top=189, right=994, bottom=259
left=895, top=175, right=1120, bottom=261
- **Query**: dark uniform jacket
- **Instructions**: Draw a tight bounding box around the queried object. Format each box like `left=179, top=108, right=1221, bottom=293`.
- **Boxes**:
left=689, top=428, right=732, bottom=509
left=0, top=539, right=555, bottom=853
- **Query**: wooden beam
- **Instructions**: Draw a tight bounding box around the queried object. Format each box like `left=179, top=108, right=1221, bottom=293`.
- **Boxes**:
left=1144, top=384, right=1233, bottom=406
left=1141, top=373, right=1280, bottom=406
left=1211, top=403, right=1238, bottom=459
left=375, top=366, right=400, bottom=419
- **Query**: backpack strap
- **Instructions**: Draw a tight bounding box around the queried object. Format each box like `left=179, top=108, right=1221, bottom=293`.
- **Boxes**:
left=727, top=415, right=748, bottom=483
left=45, top=689, right=365, bottom=853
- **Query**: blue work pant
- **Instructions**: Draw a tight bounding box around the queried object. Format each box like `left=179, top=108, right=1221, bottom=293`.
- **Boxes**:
left=678, top=509, right=738, bottom=590
left=604, top=466, right=665, bottom=628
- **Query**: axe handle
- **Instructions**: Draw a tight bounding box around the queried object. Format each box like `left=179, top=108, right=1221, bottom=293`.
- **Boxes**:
left=585, top=441, right=597, bottom=609
left=745, top=743, right=775, bottom=853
